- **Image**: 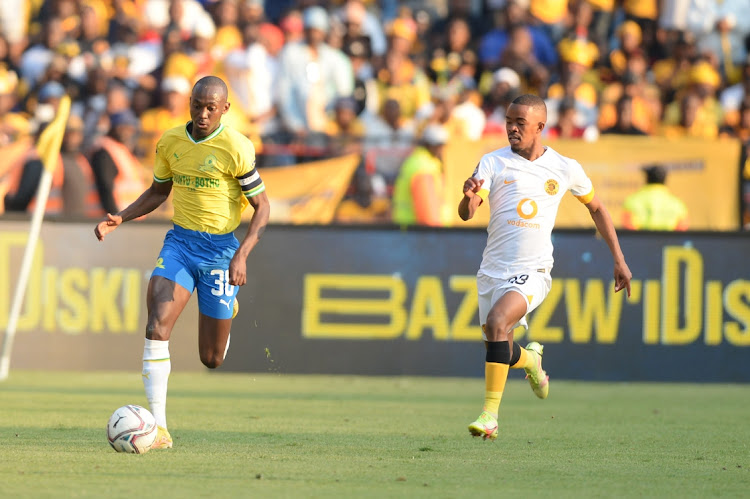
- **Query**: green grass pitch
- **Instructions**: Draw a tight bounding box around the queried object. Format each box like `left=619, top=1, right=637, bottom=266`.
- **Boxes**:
left=1, top=370, right=749, bottom=498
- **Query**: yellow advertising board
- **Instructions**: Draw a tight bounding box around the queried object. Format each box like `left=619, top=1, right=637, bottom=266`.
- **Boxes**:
left=153, top=154, right=360, bottom=225
left=443, top=136, right=741, bottom=230
left=247, top=154, right=359, bottom=224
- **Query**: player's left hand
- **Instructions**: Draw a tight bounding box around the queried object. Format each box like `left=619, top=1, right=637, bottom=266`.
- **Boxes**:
left=613, top=260, right=632, bottom=297
left=94, top=213, right=123, bottom=241
left=228, top=255, right=247, bottom=286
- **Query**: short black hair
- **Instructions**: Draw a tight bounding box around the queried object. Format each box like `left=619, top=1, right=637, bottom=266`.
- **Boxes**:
left=512, top=94, right=547, bottom=111
left=193, top=76, right=228, bottom=100
left=643, top=164, right=667, bottom=184
left=511, top=94, right=547, bottom=120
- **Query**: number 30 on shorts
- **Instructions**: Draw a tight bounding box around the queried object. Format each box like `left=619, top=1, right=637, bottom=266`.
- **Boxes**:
left=508, top=274, right=529, bottom=285
left=210, top=269, right=235, bottom=296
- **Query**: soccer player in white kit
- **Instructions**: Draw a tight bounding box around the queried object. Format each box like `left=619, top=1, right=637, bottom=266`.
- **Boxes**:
left=459, top=94, right=632, bottom=440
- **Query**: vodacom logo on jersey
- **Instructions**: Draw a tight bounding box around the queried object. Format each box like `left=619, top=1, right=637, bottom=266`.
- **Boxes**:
left=508, top=198, right=541, bottom=229
left=516, top=198, right=538, bottom=219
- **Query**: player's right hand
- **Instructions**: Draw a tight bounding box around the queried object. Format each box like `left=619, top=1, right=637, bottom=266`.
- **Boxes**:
left=95, top=213, right=123, bottom=241
left=463, top=178, right=484, bottom=197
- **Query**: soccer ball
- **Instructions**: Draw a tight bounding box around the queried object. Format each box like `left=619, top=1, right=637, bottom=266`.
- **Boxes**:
left=106, top=405, right=158, bottom=454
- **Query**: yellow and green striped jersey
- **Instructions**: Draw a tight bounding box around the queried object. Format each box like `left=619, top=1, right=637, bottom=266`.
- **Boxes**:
left=154, top=122, right=265, bottom=234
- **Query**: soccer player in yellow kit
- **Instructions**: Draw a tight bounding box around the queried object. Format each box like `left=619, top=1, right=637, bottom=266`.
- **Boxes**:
left=459, top=94, right=632, bottom=440
left=94, top=76, right=270, bottom=449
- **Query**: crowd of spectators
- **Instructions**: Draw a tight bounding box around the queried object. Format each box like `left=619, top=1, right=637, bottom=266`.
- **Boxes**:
left=0, top=0, right=749, bottom=223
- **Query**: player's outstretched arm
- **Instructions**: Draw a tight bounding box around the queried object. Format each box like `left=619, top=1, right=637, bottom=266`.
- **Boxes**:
left=229, top=191, right=270, bottom=286
left=584, top=194, right=632, bottom=296
left=458, top=178, right=484, bottom=221
left=94, top=181, right=172, bottom=241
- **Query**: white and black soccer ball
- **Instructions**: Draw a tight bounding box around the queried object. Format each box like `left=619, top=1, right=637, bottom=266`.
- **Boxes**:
left=106, top=405, right=158, bottom=454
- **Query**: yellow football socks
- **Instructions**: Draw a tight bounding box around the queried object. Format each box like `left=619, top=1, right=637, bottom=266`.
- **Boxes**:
left=510, top=345, right=533, bottom=369
left=483, top=362, right=510, bottom=416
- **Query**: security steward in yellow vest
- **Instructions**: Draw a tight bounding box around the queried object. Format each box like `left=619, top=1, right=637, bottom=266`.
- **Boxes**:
left=623, top=164, right=688, bottom=231
left=392, top=124, right=449, bottom=226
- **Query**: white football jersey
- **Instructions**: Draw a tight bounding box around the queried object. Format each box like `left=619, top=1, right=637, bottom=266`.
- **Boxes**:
left=473, top=145, right=594, bottom=279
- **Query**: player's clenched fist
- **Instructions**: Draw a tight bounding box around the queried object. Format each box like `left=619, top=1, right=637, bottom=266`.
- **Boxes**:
left=463, top=178, right=484, bottom=197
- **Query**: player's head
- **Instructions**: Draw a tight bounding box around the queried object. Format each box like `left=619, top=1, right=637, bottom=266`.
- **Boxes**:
left=506, top=94, right=547, bottom=157
left=189, top=76, right=230, bottom=139
left=421, top=123, right=449, bottom=161
left=643, top=164, right=667, bottom=184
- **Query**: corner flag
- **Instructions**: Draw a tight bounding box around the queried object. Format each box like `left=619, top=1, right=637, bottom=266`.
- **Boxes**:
left=0, top=94, right=71, bottom=380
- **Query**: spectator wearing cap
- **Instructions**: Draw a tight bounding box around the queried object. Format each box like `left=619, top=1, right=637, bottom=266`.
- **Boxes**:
left=547, top=38, right=600, bottom=128
left=337, top=0, right=387, bottom=58
left=529, top=0, right=568, bottom=44
left=89, top=110, right=148, bottom=214
left=137, top=75, right=192, bottom=163
left=386, top=17, right=419, bottom=59
left=392, top=123, right=450, bottom=227
left=258, top=22, right=285, bottom=58
left=34, top=81, right=67, bottom=120
left=662, top=60, right=723, bottom=136
left=483, top=67, right=521, bottom=135
left=607, top=21, right=643, bottom=81
left=377, top=17, right=431, bottom=119
left=621, top=0, right=659, bottom=56
left=623, top=165, right=688, bottom=231
left=276, top=6, right=354, bottom=140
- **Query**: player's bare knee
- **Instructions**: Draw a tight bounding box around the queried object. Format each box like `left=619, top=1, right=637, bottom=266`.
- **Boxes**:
left=145, top=320, right=169, bottom=341
left=485, top=312, right=512, bottom=341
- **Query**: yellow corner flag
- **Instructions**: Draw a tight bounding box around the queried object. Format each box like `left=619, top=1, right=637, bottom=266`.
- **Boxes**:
left=0, top=93, right=71, bottom=381
left=36, top=94, right=71, bottom=172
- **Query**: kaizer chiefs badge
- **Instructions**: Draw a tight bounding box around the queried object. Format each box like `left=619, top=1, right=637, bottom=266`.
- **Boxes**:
left=545, top=179, right=559, bottom=195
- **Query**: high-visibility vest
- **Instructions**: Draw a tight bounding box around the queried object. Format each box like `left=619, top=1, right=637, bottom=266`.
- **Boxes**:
left=622, top=184, right=688, bottom=231
left=5, top=148, right=103, bottom=217
left=93, top=136, right=147, bottom=211
left=40, top=154, right=103, bottom=217
left=392, top=146, right=446, bottom=226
